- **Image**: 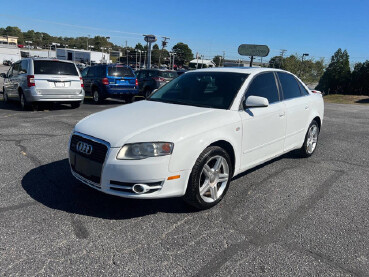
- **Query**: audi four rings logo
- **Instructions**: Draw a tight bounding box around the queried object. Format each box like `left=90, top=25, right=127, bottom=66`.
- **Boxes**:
left=76, top=141, right=93, bottom=155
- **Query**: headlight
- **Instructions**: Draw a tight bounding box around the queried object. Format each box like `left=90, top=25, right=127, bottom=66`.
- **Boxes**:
left=116, top=142, right=174, bottom=160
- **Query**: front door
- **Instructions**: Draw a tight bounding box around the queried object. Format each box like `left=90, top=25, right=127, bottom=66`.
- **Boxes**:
left=239, top=72, right=286, bottom=170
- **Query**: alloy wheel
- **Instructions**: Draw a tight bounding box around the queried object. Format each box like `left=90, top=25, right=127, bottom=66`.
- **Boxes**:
left=199, top=156, right=229, bottom=203
left=306, top=125, right=318, bottom=154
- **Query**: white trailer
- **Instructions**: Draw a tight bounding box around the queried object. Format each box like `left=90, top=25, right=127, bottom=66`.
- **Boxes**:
left=56, top=48, right=110, bottom=64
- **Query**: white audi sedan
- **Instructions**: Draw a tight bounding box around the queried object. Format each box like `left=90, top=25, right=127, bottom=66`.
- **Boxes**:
left=69, top=68, right=324, bottom=209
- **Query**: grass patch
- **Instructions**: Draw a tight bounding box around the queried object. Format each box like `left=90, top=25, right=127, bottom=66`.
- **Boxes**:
left=323, top=94, right=369, bottom=105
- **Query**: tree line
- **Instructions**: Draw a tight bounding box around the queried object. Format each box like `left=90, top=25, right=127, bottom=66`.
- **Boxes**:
left=0, top=26, right=194, bottom=66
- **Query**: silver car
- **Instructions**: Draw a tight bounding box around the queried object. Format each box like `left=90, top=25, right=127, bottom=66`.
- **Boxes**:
left=1, top=58, right=85, bottom=110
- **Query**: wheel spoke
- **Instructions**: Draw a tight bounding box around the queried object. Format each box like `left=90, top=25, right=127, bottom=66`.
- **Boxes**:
left=218, top=173, right=229, bottom=183
left=199, top=179, right=210, bottom=196
left=214, top=157, right=223, bottom=171
left=210, top=185, right=218, bottom=200
left=203, top=164, right=212, bottom=178
left=312, top=138, right=318, bottom=143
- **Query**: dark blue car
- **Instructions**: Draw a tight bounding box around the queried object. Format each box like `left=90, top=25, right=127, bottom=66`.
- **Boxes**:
left=81, top=64, right=138, bottom=103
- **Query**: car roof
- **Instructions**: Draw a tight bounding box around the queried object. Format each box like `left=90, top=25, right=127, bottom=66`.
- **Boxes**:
left=28, top=58, right=76, bottom=64
left=190, top=67, right=288, bottom=75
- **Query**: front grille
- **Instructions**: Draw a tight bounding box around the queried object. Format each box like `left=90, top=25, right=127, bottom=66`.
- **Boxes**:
left=70, top=135, right=108, bottom=164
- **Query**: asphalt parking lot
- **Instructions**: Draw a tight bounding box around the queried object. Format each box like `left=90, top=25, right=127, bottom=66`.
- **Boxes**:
left=0, top=91, right=368, bottom=276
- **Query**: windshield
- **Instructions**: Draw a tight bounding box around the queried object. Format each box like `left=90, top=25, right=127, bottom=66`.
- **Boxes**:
left=159, top=71, right=178, bottom=79
left=108, top=66, right=134, bottom=77
left=148, top=72, right=248, bottom=109
left=33, top=60, right=78, bottom=75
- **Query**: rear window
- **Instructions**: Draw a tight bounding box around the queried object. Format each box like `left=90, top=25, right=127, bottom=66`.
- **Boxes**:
left=33, top=61, right=78, bottom=76
left=108, top=66, right=134, bottom=77
left=159, top=71, right=178, bottom=79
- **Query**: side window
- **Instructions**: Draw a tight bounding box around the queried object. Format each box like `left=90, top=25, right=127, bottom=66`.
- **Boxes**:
left=99, top=66, right=106, bottom=77
left=136, top=71, right=142, bottom=79
left=87, top=67, right=96, bottom=77
left=81, top=68, right=89, bottom=77
left=277, top=72, right=302, bottom=100
left=12, top=62, right=20, bottom=76
left=245, top=72, right=279, bottom=104
left=19, top=60, right=28, bottom=74
left=297, top=80, right=310, bottom=96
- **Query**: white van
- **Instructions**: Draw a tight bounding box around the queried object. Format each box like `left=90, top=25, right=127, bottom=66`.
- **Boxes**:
left=1, top=58, right=85, bottom=110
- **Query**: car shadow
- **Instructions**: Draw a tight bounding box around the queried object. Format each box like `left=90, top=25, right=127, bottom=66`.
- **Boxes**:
left=355, top=98, right=369, bottom=104
left=0, top=98, right=77, bottom=111
left=22, top=159, right=195, bottom=219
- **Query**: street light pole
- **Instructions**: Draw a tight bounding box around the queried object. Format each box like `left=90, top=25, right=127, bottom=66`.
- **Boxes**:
left=299, top=53, right=309, bottom=77
left=135, top=50, right=138, bottom=70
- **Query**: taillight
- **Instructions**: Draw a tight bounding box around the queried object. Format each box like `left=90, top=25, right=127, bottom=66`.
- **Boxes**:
left=79, top=77, right=84, bottom=88
left=135, top=78, right=138, bottom=86
left=27, top=75, right=35, bottom=87
left=102, top=77, right=109, bottom=85
left=153, top=77, right=166, bottom=82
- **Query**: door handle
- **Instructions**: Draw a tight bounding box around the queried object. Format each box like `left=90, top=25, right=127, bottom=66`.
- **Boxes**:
left=279, top=112, right=285, bottom=117
left=305, top=105, right=309, bottom=110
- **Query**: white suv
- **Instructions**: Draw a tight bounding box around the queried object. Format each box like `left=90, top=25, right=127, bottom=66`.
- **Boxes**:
left=69, top=68, right=324, bottom=209
left=1, top=58, right=85, bottom=110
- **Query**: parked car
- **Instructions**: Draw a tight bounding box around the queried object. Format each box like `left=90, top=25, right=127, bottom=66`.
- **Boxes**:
left=136, top=69, right=178, bottom=98
left=1, top=58, right=84, bottom=110
left=2, top=60, right=12, bottom=66
left=69, top=68, right=324, bottom=209
left=81, top=64, right=138, bottom=104
left=176, top=69, right=187, bottom=76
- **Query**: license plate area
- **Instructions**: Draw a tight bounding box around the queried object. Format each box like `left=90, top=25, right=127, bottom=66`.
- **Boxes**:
left=70, top=151, right=102, bottom=185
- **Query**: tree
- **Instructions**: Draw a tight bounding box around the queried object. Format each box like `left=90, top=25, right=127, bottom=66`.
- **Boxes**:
left=134, top=43, right=144, bottom=51
left=316, top=48, right=351, bottom=93
left=213, top=55, right=222, bottom=67
left=350, top=61, right=369, bottom=95
left=268, top=54, right=325, bottom=85
left=152, top=43, right=159, bottom=50
left=268, top=56, right=283, bottom=68
left=172, top=42, right=193, bottom=66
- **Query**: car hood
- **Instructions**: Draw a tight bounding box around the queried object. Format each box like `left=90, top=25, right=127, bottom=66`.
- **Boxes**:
left=74, top=100, right=225, bottom=147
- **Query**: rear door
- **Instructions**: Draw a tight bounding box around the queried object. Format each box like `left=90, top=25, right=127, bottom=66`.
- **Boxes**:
left=276, top=72, right=311, bottom=151
left=33, top=60, right=82, bottom=96
left=106, top=65, right=136, bottom=89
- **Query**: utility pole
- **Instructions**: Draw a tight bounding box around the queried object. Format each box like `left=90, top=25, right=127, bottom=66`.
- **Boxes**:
left=222, top=51, right=225, bottom=67
left=279, top=49, right=287, bottom=68
left=299, top=53, right=309, bottom=77
left=158, top=36, right=170, bottom=68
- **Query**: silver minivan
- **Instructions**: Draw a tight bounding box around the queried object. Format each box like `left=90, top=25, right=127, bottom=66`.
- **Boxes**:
left=1, top=58, right=85, bottom=110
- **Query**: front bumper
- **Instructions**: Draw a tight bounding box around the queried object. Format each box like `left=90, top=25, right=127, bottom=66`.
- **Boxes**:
left=69, top=133, right=190, bottom=199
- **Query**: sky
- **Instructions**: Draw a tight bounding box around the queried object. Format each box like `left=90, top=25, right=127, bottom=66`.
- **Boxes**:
left=1, top=0, right=369, bottom=63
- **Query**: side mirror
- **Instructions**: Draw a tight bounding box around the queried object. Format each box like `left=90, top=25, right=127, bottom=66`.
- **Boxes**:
left=0, top=73, right=6, bottom=78
left=245, top=96, right=269, bottom=108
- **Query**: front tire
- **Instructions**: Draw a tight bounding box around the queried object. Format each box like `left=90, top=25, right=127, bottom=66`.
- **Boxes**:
left=184, top=146, right=233, bottom=210
left=300, top=120, right=320, bottom=157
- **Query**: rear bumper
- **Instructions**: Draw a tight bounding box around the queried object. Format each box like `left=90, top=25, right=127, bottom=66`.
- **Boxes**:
left=104, top=87, right=139, bottom=97
left=25, top=87, right=85, bottom=102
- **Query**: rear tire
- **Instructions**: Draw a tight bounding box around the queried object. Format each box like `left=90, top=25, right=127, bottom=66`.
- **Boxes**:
left=300, top=120, right=320, bottom=157
left=71, top=101, right=81, bottom=109
left=183, top=146, right=233, bottom=210
left=93, top=88, right=103, bottom=104
left=144, top=87, right=152, bottom=98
